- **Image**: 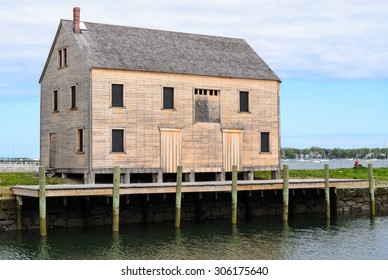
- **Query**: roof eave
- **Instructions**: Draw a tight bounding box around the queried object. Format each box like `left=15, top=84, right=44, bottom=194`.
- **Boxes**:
left=90, top=66, right=281, bottom=81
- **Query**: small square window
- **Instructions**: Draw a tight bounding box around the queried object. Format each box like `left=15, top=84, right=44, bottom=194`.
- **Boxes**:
left=239, top=91, right=249, bottom=112
left=163, top=87, right=174, bottom=109
left=261, top=132, right=270, bottom=153
left=111, top=84, right=124, bottom=107
left=112, top=129, right=124, bottom=153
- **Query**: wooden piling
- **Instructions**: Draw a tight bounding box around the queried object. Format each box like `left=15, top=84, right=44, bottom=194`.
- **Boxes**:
left=39, top=166, right=46, bottom=236
left=196, top=191, right=204, bottom=222
left=282, top=164, right=289, bottom=223
left=16, top=196, right=23, bottom=231
left=144, top=194, right=152, bottom=224
left=112, top=166, right=120, bottom=232
left=84, top=196, right=92, bottom=228
left=231, top=165, right=238, bottom=225
left=368, top=164, right=376, bottom=216
left=324, top=164, right=330, bottom=219
left=175, top=166, right=183, bottom=228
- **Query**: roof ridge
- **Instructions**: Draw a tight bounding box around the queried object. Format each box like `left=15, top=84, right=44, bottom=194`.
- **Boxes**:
left=61, top=19, right=245, bottom=41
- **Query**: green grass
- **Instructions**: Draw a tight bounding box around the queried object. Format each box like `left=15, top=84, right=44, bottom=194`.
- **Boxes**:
left=0, top=172, right=64, bottom=187
left=254, top=166, right=388, bottom=182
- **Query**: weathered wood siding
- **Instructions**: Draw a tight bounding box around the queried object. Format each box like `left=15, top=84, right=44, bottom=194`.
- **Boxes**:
left=160, top=128, right=182, bottom=173
left=222, top=129, right=242, bottom=172
left=40, top=24, right=90, bottom=170
left=91, top=69, right=280, bottom=172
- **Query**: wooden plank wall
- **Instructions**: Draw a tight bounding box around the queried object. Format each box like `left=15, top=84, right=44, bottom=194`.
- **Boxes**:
left=91, top=69, right=280, bottom=172
left=160, top=128, right=182, bottom=173
left=40, top=24, right=90, bottom=170
left=222, top=129, right=242, bottom=172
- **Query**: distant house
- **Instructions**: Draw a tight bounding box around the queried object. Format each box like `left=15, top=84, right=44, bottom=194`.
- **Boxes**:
left=40, top=7, right=281, bottom=183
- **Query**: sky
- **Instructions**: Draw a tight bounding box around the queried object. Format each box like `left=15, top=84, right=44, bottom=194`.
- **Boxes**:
left=1, top=0, right=388, bottom=158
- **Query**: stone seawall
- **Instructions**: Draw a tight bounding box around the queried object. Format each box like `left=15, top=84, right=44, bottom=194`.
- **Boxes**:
left=1, top=188, right=388, bottom=231
left=336, top=188, right=388, bottom=213
left=0, top=163, right=39, bottom=173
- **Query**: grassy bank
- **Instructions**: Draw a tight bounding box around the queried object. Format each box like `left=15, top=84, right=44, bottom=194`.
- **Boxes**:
left=1, top=167, right=388, bottom=189
left=0, top=172, right=64, bottom=187
left=255, top=166, right=388, bottom=182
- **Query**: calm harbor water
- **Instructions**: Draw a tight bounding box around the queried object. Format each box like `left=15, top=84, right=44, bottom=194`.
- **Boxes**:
left=281, top=159, right=388, bottom=170
left=1, top=213, right=388, bottom=260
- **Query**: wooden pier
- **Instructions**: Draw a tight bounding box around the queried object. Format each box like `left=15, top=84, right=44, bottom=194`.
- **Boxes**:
left=11, top=164, right=375, bottom=235
left=11, top=177, right=369, bottom=198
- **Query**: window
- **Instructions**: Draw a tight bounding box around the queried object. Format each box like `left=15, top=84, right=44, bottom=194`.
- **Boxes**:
left=71, top=85, right=77, bottom=109
left=53, top=90, right=59, bottom=112
left=162, top=87, right=174, bottom=109
left=111, top=84, right=124, bottom=107
left=77, top=129, right=84, bottom=153
left=239, top=91, right=249, bottom=112
left=194, top=88, right=220, bottom=123
left=112, top=129, right=124, bottom=153
left=260, top=132, right=270, bottom=153
left=58, top=48, right=67, bottom=68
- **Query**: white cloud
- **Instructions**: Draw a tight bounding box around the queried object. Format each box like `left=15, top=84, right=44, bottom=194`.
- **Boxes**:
left=1, top=0, right=388, bottom=80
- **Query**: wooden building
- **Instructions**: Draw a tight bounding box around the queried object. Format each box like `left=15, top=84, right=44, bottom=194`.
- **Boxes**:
left=40, top=8, right=281, bottom=183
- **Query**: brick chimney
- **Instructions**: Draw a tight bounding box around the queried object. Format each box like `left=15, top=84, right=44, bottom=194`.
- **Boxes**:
left=73, top=7, right=81, bottom=34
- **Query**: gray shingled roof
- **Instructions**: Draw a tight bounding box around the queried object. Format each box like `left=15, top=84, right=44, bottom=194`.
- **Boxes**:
left=63, top=20, right=280, bottom=81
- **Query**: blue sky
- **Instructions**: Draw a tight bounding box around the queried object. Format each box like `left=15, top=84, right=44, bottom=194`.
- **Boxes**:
left=1, top=0, right=388, bottom=158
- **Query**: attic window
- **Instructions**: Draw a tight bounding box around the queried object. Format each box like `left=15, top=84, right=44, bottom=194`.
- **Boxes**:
left=58, top=48, right=67, bottom=68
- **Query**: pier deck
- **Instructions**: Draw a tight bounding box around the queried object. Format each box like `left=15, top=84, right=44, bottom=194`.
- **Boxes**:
left=12, top=178, right=369, bottom=198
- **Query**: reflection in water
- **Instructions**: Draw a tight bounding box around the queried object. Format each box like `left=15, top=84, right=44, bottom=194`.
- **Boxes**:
left=1, top=213, right=388, bottom=260
left=108, top=232, right=122, bottom=259
left=38, top=236, right=49, bottom=260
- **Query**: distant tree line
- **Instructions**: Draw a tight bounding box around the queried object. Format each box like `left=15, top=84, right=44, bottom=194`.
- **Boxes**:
left=282, top=147, right=388, bottom=160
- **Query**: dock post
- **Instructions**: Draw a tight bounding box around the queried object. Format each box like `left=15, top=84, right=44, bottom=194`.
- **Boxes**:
left=368, top=164, right=376, bottom=216
left=324, top=164, right=330, bottom=219
left=282, top=164, right=289, bottom=223
left=231, top=165, right=238, bottom=225
left=112, top=166, right=120, bottom=232
left=39, top=166, right=47, bottom=236
left=85, top=196, right=92, bottom=228
left=175, top=166, right=183, bottom=228
left=16, top=196, right=23, bottom=231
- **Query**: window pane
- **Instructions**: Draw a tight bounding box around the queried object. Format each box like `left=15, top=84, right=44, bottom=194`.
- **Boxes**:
left=163, top=87, right=174, bottom=109
left=58, top=50, right=62, bottom=67
left=112, top=84, right=124, bottom=107
left=63, top=48, right=67, bottom=66
left=240, top=91, right=249, bottom=112
left=112, top=129, right=124, bottom=152
left=261, top=132, right=270, bottom=152
left=53, top=90, right=58, bottom=112
left=77, top=129, right=84, bottom=152
left=71, top=86, right=77, bottom=109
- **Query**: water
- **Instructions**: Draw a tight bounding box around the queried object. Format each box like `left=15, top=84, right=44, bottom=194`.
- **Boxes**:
left=1, top=213, right=388, bottom=260
left=281, top=159, right=388, bottom=170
